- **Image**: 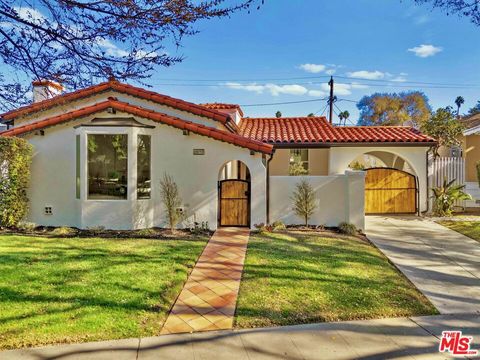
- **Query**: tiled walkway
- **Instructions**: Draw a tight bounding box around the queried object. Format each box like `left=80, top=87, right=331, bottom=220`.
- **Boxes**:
left=160, top=227, right=250, bottom=334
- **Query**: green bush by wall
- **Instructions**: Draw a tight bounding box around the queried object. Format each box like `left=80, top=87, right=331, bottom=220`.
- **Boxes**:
left=0, top=137, right=33, bottom=227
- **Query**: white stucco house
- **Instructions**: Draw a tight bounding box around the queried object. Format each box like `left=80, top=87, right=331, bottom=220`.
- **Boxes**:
left=0, top=80, right=436, bottom=231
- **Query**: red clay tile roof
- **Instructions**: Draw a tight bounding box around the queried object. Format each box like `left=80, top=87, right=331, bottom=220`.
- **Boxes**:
left=239, top=116, right=436, bottom=144
left=0, top=99, right=273, bottom=154
left=200, top=103, right=244, bottom=117
left=1, top=80, right=235, bottom=129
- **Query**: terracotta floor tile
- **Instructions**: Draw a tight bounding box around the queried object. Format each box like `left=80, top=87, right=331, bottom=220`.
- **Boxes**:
left=160, top=227, right=249, bottom=335
left=188, top=316, right=214, bottom=331
left=215, top=317, right=234, bottom=330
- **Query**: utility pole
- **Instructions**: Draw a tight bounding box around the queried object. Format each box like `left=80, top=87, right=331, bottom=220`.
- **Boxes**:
left=328, top=76, right=334, bottom=124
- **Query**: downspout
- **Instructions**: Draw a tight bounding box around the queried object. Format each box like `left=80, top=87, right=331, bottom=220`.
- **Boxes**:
left=266, top=151, right=275, bottom=225
left=423, top=146, right=435, bottom=214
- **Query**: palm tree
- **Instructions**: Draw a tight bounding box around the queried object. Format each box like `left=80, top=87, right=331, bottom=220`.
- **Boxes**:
left=338, top=110, right=350, bottom=126
left=455, top=96, right=465, bottom=116
left=275, top=110, right=282, bottom=118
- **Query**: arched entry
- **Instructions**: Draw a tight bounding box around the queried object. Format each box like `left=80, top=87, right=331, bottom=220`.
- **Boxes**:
left=364, top=168, right=417, bottom=214
left=348, top=151, right=418, bottom=215
left=218, top=160, right=251, bottom=227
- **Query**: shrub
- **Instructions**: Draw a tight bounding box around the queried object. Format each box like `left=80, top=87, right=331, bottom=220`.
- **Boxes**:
left=432, top=179, right=471, bottom=216
left=51, top=226, right=77, bottom=236
left=136, top=228, right=157, bottom=237
left=476, top=162, right=480, bottom=188
left=17, top=221, right=36, bottom=232
left=272, top=220, right=286, bottom=232
left=291, top=179, right=317, bottom=226
left=160, top=173, right=183, bottom=232
left=338, top=222, right=357, bottom=235
left=0, top=137, right=33, bottom=227
left=254, top=222, right=272, bottom=234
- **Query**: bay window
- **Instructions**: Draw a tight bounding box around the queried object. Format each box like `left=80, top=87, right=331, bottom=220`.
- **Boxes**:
left=137, top=135, right=151, bottom=199
left=87, top=134, right=128, bottom=199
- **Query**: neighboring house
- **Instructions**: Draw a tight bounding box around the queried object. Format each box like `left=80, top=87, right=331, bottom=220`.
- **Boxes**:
left=0, top=80, right=435, bottom=230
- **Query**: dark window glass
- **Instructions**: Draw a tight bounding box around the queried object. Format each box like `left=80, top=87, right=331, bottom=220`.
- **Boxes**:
left=88, top=134, right=128, bottom=199
left=76, top=135, right=80, bottom=199
left=137, top=135, right=151, bottom=199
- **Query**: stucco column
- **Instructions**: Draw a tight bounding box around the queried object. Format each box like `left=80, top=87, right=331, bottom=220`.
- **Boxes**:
left=345, top=170, right=366, bottom=230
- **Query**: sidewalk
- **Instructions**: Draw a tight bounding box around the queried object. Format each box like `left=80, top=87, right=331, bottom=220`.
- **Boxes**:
left=2, top=314, right=480, bottom=359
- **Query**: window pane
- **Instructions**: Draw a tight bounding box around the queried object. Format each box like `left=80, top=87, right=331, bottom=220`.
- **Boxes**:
left=137, top=135, right=151, bottom=199
left=76, top=135, right=80, bottom=199
left=88, top=134, right=128, bottom=200
left=289, top=149, right=309, bottom=175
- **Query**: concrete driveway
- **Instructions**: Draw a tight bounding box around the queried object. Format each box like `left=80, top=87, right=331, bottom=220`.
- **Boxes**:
left=366, top=216, right=480, bottom=315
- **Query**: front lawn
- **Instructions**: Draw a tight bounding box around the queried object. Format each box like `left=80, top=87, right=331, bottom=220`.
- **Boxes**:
left=235, top=231, right=437, bottom=328
left=0, top=235, right=208, bottom=349
left=438, top=220, right=480, bottom=242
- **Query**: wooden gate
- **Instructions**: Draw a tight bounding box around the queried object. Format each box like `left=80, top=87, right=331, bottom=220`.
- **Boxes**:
left=218, top=180, right=250, bottom=227
left=365, top=168, right=417, bottom=214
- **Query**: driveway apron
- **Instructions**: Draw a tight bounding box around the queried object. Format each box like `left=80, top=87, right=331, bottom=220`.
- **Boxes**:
left=366, top=216, right=480, bottom=314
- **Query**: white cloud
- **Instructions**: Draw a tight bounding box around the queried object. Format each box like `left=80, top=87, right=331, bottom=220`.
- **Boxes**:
left=95, top=38, right=129, bottom=57
left=346, top=70, right=385, bottom=80
left=14, top=7, right=46, bottom=24
left=308, top=90, right=327, bottom=97
left=299, top=63, right=326, bottom=73
left=408, top=44, right=443, bottom=58
left=225, top=82, right=308, bottom=96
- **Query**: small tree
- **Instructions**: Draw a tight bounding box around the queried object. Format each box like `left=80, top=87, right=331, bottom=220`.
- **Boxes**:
left=0, top=137, right=33, bottom=227
left=291, top=179, right=317, bottom=226
left=275, top=111, right=282, bottom=118
left=159, top=173, right=182, bottom=233
left=422, top=107, right=464, bottom=158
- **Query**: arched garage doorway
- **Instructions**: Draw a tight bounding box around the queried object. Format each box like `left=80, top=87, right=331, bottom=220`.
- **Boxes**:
left=349, top=151, right=418, bottom=215
left=218, top=160, right=251, bottom=227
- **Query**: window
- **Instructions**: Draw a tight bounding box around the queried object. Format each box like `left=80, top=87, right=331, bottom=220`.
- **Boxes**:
left=76, top=135, right=80, bottom=199
left=289, top=149, right=309, bottom=175
left=87, top=134, right=128, bottom=199
left=137, top=135, right=151, bottom=199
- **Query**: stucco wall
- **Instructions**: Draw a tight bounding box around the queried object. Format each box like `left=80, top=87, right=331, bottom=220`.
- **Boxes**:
left=465, top=135, right=480, bottom=182
left=24, top=111, right=267, bottom=230
left=329, top=146, right=430, bottom=212
left=269, top=148, right=329, bottom=176
left=13, top=90, right=230, bottom=132
left=269, top=171, right=365, bottom=229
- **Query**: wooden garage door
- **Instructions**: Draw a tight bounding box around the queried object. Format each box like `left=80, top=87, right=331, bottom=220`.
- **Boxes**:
left=365, top=168, right=417, bottom=214
left=219, top=180, right=250, bottom=227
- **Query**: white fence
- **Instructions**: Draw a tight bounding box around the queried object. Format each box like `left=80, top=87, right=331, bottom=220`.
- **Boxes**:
left=429, top=156, right=465, bottom=188
left=428, top=156, right=466, bottom=208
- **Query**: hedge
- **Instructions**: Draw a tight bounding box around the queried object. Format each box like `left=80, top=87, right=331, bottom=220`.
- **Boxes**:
left=0, top=137, right=33, bottom=227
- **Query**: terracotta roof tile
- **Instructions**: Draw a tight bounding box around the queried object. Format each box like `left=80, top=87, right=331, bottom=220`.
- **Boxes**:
left=199, top=103, right=244, bottom=117
left=239, top=116, right=436, bottom=144
left=0, top=100, right=273, bottom=154
left=1, top=80, right=234, bottom=129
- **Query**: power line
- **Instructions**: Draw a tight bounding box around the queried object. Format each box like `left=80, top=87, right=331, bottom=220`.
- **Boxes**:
left=152, top=75, right=480, bottom=88
left=240, top=97, right=328, bottom=107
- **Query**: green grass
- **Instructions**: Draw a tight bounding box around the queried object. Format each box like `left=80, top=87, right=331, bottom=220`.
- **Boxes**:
left=235, top=231, right=437, bottom=328
left=439, top=221, right=480, bottom=242
left=0, top=235, right=208, bottom=349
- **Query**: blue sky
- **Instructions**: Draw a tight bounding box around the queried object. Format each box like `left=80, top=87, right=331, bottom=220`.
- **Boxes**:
left=4, top=1, right=480, bottom=123
left=138, top=0, right=480, bottom=123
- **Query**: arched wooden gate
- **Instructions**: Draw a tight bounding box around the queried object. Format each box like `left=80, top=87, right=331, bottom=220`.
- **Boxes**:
left=365, top=168, right=417, bottom=214
left=218, top=180, right=250, bottom=227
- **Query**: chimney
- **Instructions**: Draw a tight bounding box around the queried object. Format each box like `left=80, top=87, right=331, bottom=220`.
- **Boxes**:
left=32, top=80, right=64, bottom=103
